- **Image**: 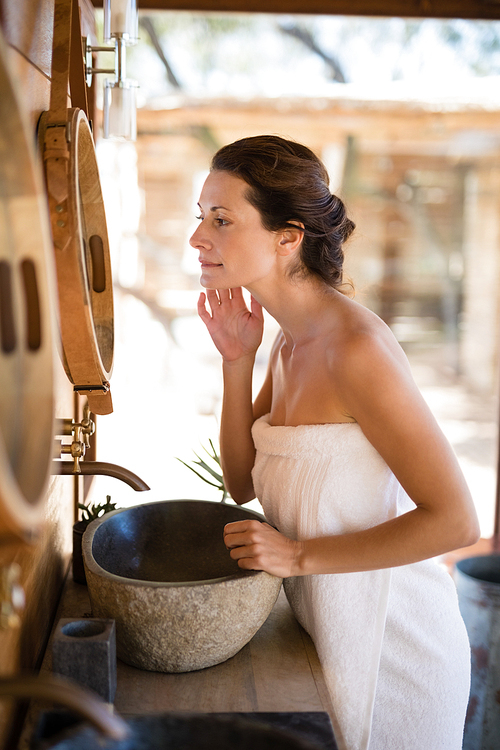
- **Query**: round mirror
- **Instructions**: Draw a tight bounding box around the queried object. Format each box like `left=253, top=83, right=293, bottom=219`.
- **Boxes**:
left=0, top=29, right=57, bottom=537
left=38, top=108, right=114, bottom=415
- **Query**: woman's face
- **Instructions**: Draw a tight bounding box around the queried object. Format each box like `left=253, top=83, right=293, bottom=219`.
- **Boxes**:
left=189, top=171, right=281, bottom=290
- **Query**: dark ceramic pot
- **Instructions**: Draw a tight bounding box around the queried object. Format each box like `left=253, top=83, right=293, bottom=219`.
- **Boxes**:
left=72, top=521, right=89, bottom=585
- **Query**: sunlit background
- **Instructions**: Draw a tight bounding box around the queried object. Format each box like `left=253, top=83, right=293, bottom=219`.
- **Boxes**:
left=88, top=12, right=500, bottom=538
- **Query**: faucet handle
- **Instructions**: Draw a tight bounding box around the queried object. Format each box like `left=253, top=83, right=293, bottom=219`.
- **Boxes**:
left=80, top=405, right=96, bottom=448
left=58, top=424, right=86, bottom=473
left=54, top=406, right=96, bottom=462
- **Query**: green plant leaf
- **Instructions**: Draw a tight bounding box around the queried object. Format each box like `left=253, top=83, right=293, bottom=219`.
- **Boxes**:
left=206, top=439, right=221, bottom=466
left=192, top=454, right=224, bottom=484
left=176, top=458, right=223, bottom=489
left=176, top=440, right=229, bottom=502
left=78, top=495, right=118, bottom=522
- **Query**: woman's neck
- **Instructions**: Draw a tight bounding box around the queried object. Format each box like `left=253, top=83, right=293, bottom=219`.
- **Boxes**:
left=247, top=274, right=341, bottom=348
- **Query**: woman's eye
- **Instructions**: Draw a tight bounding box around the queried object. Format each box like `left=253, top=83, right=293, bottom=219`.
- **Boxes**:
left=195, top=215, right=228, bottom=226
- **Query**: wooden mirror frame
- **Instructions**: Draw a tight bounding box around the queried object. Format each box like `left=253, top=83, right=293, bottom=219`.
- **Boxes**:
left=39, top=107, right=114, bottom=415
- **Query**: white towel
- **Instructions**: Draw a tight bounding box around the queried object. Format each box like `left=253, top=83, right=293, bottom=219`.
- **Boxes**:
left=252, top=414, right=470, bottom=750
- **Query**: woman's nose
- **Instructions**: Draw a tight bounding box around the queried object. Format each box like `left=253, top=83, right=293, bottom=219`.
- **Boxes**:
left=189, top=222, right=208, bottom=248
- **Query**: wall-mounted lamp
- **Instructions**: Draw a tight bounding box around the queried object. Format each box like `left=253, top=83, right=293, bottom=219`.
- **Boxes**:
left=84, top=0, right=139, bottom=140
left=104, top=0, right=138, bottom=43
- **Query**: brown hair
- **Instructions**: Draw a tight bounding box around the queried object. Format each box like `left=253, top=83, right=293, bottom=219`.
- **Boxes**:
left=210, top=135, right=355, bottom=289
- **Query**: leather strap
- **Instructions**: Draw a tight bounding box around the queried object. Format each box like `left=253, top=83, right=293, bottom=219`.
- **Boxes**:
left=40, top=5, right=115, bottom=415
left=43, top=126, right=71, bottom=251
left=48, top=0, right=73, bottom=125
left=47, top=0, right=89, bottom=122
left=69, top=0, right=89, bottom=115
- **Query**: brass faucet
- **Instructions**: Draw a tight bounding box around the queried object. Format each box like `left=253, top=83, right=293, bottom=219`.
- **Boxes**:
left=55, top=460, right=150, bottom=491
left=53, top=404, right=150, bottom=491
left=0, top=673, right=129, bottom=741
left=55, top=403, right=96, bottom=474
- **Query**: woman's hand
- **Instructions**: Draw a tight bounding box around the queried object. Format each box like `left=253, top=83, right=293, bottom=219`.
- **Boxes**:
left=223, top=520, right=302, bottom=578
left=198, top=287, right=264, bottom=362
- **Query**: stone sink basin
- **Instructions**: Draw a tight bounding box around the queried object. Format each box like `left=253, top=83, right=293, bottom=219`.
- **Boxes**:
left=38, top=713, right=326, bottom=750
left=82, top=500, right=282, bottom=673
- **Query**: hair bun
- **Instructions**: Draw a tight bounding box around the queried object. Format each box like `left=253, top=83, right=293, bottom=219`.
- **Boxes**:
left=211, top=135, right=355, bottom=290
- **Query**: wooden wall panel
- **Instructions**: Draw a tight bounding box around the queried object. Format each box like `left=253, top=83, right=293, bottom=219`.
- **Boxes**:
left=5, top=49, right=51, bottom=131
left=0, top=0, right=54, bottom=77
left=0, top=1, right=93, bottom=747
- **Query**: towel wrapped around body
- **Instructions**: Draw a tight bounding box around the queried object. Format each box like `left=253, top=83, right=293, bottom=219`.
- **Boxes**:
left=251, top=414, right=470, bottom=750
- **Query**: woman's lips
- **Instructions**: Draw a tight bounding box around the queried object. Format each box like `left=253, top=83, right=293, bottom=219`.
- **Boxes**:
left=200, top=260, right=223, bottom=267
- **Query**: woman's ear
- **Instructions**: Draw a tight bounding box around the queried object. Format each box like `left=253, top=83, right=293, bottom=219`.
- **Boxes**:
left=277, top=222, right=305, bottom=256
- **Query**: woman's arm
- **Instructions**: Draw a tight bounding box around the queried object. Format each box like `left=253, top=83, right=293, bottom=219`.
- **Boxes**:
left=198, top=287, right=267, bottom=504
left=224, top=326, right=480, bottom=574
left=219, top=355, right=259, bottom=504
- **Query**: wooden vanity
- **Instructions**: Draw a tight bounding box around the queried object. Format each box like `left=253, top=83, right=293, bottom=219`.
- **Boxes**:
left=20, top=571, right=338, bottom=748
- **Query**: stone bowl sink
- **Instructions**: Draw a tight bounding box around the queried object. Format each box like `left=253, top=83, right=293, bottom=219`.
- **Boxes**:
left=37, top=713, right=325, bottom=750
left=82, top=500, right=282, bottom=673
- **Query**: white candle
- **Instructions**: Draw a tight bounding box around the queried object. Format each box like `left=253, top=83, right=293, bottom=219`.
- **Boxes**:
left=103, top=80, right=137, bottom=141
left=104, top=0, right=137, bottom=42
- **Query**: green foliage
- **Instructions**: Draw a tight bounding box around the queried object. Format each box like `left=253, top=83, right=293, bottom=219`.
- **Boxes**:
left=177, top=439, right=229, bottom=503
left=123, top=10, right=500, bottom=101
left=78, top=495, right=118, bottom=524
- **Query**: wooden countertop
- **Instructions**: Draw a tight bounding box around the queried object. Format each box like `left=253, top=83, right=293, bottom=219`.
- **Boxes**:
left=20, top=572, right=336, bottom=746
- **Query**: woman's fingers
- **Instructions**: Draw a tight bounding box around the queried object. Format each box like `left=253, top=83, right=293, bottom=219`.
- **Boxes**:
left=197, top=287, right=263, bottom=361
left=224, top=520, right=267, bottom=570
left=223, top=519, right=260, bottom=547
left=197, top=292, right=210, bottom=322
left=223, top=520, right=300, bottom=577
left=250, top=294, right=263, bottom=318
left=203, top=287, right=246, bottom=314
left=230, top=287, right=245, bottom=303
left=205, top=287, right=221, bottom=311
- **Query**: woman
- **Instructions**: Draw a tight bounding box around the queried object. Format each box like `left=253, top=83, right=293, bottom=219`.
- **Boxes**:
left=190, top=135, right=479, bottom=750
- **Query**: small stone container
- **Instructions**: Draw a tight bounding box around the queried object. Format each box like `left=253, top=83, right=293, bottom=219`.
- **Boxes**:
left=52, top=618, right=117, bottom=703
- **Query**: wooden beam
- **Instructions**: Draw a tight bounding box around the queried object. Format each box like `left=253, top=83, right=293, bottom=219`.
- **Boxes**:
left=91, top=0, right=500, bottom=22
left=137, top=99, right=500, bottom=155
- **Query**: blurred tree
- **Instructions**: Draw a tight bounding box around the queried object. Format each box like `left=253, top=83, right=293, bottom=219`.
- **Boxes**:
left=127, top=14, right=500, bottom=100
left=140, top=16, right=182, bottom=89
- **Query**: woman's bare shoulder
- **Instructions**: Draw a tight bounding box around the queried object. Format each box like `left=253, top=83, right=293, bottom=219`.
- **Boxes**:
left=327, top=295, right=413, bottom=382
left=326, top=296, right=436, bottom=445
